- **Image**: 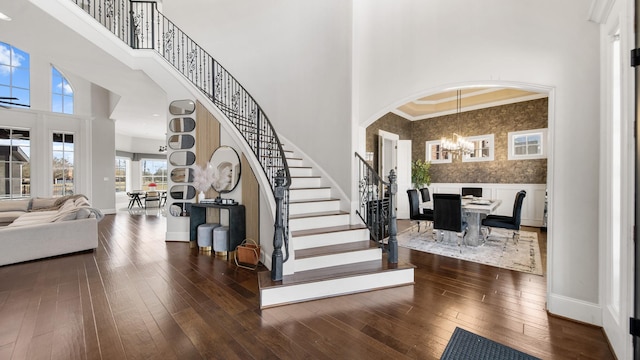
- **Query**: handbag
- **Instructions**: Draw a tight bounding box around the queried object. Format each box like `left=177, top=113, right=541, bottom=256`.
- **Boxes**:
left=235, top=238, right=260, bottom=270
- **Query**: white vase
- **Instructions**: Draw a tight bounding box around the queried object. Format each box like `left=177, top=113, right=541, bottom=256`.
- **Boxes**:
left=198, top=191, right=205, bottom=202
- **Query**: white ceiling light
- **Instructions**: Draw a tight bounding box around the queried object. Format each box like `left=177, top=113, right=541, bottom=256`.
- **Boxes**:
left=0, top=12, right=12, bottom=21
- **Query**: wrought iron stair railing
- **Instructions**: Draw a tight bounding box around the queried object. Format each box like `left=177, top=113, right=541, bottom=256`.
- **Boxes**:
left=69, top=0, right=291, bottom=279
left=355, top=153, right=398, bottom=263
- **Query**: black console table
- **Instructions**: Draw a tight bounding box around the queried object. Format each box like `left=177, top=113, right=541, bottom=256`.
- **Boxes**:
left=190, top=203, right=246, bottom=256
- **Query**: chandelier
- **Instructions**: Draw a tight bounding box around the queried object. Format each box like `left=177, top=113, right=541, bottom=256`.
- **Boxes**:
left=441, top=90, right=473, bottom=158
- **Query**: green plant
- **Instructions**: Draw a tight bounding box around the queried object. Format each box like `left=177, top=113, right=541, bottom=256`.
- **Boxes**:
left=411, top=159, right=431, bottom=188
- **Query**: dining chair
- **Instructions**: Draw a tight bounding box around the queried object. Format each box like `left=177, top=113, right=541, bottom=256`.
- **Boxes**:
left=419, top=187, right=431, bottom=213
left=144, top=190, right=161, bottom=208
left=433, top=193, right=468, bottom=250
left=481, top=190, right=526, bottom=249
left=126, top=192, right=136, bottom=209
left=407, top=189, right=433, bottom=232
left=461, top=187, right=483, bottom=198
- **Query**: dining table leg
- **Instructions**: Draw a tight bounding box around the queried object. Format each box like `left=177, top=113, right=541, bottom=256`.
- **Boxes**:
left=464, top=211, right=484, bottom=246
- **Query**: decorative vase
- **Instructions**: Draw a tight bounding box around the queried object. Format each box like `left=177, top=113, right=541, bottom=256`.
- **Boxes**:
left=198, top=191, right=205, bottom=202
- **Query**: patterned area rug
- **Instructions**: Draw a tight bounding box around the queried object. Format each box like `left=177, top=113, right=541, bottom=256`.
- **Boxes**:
left=397, top=226, right=543, bottom=275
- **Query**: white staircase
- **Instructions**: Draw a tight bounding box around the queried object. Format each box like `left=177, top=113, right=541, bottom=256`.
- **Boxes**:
left=259, top=148, right=414, bottom=308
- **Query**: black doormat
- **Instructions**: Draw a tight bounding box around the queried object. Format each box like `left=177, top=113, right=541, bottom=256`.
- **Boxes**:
left=441, top=327, right=540, bottom=360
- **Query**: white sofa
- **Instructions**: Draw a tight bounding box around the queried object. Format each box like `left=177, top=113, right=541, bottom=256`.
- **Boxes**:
left=0, top=195, right=104, bottom=266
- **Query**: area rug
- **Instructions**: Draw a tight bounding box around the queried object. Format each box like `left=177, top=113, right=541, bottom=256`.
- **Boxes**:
left=397, top=226, right=543, bottom=275
left=441, top=327, right=540, bottom=359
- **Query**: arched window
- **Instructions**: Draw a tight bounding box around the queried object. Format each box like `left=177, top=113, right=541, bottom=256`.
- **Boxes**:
left=0, top=42, right=30, bottom=108
left=52, top=67, right=73, bottom=114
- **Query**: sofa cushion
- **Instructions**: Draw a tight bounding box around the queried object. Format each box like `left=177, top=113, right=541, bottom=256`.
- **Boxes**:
left=31, top=197, right=58, bottom=211
left=7, top=211, right=58, bottom=227
left=0, top=199, right=30, bottom=212
left=0, top=210, right=27, bottom=225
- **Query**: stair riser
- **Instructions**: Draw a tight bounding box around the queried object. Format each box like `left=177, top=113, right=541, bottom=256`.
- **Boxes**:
left=289, top=188, right=331, bottom=201
left=289, top=200, right=341, bottom=215
left=294, top=248, right=381, bottom=272
left=286, top=158, right=304, bottom=167
left=289, top=214, right=350, bottom=231
left=290, top=177, right=322, bottom=188
left=293, top=229, right=370, bottom=250
left=260, top=268, right=414, bottom=308
left=289, top=168, right=313, bottom=177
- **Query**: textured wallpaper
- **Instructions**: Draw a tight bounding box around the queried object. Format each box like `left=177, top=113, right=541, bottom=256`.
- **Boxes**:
left=366, top=98, right=548, bottom=184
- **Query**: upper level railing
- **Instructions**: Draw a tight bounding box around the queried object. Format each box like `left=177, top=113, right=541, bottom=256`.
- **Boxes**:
left=355, top=153, right=398, bottom=263
left=69, top=0, right=291, bottom=278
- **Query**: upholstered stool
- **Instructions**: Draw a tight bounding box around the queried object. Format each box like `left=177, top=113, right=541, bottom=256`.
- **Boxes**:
left=197, top=223, right=220, bottom=250
left=213, top=226, right=230, bottom=254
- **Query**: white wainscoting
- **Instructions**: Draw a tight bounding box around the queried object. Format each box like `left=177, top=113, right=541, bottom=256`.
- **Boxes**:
left=427, top=183, right=546, bottom=227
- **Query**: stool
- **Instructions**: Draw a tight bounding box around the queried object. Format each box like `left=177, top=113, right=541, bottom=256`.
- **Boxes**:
left=197, top=223, right=220, bottom=249
left=213, top=226, right=230, bottom=253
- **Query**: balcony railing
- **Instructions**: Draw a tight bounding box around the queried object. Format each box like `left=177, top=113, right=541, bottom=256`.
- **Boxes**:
left=69, top=0, right=291, bottom=279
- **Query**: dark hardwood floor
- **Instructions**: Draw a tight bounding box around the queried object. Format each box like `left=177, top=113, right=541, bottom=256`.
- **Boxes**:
left=0, top=214, right=614, bottom=359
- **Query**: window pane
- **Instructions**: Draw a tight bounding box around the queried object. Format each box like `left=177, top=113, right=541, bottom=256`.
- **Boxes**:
left=52, top=95, right=62, bottom=113
left=52, top=72, right=62, bottom=94
left=0, top=84, right=9, bottom=98
left=62, top=79, right=73, bottom=95
left=11, top=87, right=29, bottom=107
left=514, top=136, right=526, bottom=147
left=12, top=67, right=29, bottom=89
left=514, top=145, right=526, bottom=155
left=12, top=47, right=29, bottom=67
left=64, top=95, right=73, bottom=114
left=0, top=66, right=10, bottom=85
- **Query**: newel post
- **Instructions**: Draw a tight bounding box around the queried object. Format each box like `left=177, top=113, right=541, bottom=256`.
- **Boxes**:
left=387, top=170, right=398, bottom=263
left=271, top=169, right=286, bottom=281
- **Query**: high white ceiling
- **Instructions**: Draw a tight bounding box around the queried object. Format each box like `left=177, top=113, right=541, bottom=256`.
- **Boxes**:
left=0, top=2, right=548, bottom=140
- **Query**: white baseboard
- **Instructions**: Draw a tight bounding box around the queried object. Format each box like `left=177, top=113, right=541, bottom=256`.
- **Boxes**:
left=547, top=293, right=602, bottom=326
left=165, top=231, right=189, bottom=242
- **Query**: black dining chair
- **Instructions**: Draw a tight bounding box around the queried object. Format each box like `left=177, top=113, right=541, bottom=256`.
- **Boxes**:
left=419, top=187, right=431, bottom=214
left=461, top=187, right=483, bottom=198
left=407, top=189, right=433, bottom=232
left=481, top=190, right=526, bottom=249
left=433, top=193, right=468, bottom=250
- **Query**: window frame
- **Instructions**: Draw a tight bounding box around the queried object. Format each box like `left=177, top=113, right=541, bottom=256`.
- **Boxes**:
left=425, top=140, right=452, bottom=164
left=507, top=128, right=548, bottom=160
left=51, top=66, right=74, bottom=114
left=0, top=127, right=31, bottom=199
left=52, top=132, right=75, bottom=196
left=0, top=42, right=30, bottom=108
left=140, top=158, right=168, bottom=190
left=462, top=134, right=495, bottom=163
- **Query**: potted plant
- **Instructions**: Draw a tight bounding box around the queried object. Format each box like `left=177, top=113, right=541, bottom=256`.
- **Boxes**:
left=411, top=159, right=431, bottom=189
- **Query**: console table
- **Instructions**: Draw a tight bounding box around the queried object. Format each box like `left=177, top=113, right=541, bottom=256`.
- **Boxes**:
left=190, top=203, right=246, bottom=256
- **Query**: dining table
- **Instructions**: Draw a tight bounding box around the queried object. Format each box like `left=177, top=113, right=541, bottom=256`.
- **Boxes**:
left=421, top=196, right=502, bottom=246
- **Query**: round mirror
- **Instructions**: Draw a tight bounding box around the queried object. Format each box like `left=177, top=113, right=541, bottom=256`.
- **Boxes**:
left=170, top=185, right=196, bottom=200
left=171, top=168, right=194, bottom=183
left=169, top=202, right=192, bottom=217
left=169, top=151, right=196, bottom=166
left=168, top=134, right=195, bottom=150
left=210, top=146, right=241, bottom=193
left=169, top=117, right=196, bottom=132
left=169, top=99, right=195, bottom=115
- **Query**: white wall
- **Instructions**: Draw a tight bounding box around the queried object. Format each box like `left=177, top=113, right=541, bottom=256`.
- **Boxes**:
left=161, top=0, right=354, bottom=196
left=353, top=0, right=601, bottom=324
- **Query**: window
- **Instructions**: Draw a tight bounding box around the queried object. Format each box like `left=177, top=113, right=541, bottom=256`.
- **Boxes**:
left=115, top=157, right=128, bottom=192
left=0, top=42, right=30, bottom=108
left=425, top=140, right=451, bottom=164
left=52, top=133, right=75, bottom=196
left=508, top=128, right=548, bottom=160
left=141, top=159, right=167, bottom=190
left=0, top=128, right=30, bottom=199
left=463, top=134, right=494, bottom=162
left=51, top=67, right=74, bottom=114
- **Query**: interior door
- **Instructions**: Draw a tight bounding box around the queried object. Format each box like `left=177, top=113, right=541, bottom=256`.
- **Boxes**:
left=378, top=130, right=398, bottom=180
left=396, top=140, right=411, bottom=219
